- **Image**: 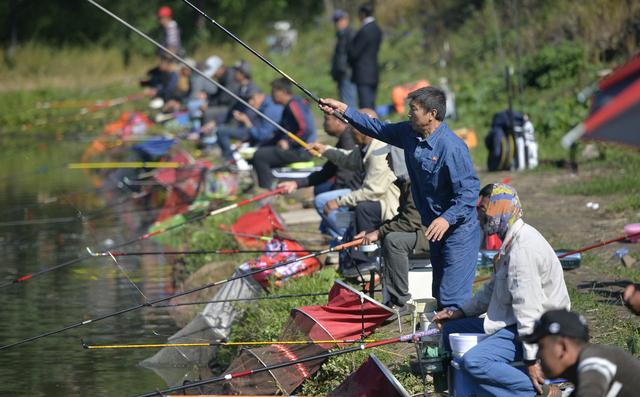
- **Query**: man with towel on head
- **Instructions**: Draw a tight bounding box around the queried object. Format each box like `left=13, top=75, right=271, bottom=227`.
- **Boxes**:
left=433, top=183, right=570, bottom=397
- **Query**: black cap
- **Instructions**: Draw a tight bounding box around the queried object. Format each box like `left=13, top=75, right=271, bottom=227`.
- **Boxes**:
left=233, top=60, right=252, bottom=79
left=520, top=309, right=589, bottom=343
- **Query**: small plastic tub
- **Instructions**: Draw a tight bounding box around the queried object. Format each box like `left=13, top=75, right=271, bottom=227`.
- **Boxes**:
left=449, top=333, right=488, bottom=357
left=624, top=224, right=640, bottom=243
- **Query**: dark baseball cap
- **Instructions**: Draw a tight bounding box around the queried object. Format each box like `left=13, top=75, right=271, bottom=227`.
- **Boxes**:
left=332, top=9, right=348, bottom=22
left=520, top=309, right=590, bottom=343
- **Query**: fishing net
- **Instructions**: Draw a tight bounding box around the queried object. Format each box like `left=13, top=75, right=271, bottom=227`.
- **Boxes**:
left=328, top=353, right=411, bottom=397
left=199, top=280, right=394, bottom=395
left=230, top=204, right=285, bottom=249
left=140, top=269, right=263, bottom=373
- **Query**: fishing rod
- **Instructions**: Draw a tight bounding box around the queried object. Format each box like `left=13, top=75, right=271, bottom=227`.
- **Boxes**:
left=472, top=230, right=640, bottom=285
left=0, top=237, right=362, bottom=351
left=68, top=162, right=180, bottom=169
left=83, top=338, right=376, bottom=350
left=182, top=0, right=349, bottom=125
left=152, top=291, right=330, bottom=308
left=86, top=248, right=316, bottom=257
left=37, top=92, right=147, bottom=110
left=87, top=0, right=320, bottom=157
left=153, top=289, right=381, bottom=308
left=0, top=188, right=283, bottom=289
left=134, top=328, right=439, bottom=397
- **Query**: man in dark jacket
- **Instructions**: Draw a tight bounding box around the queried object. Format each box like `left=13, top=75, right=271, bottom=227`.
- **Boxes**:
left=252, top=78, right=317, bottom=189
left=331, top=10, right=357, bottom=109
left=355, top=147, right=428, bottom=311
left=278, top=112, right=362, bottom=235
left=348, top=3, right=382, bottom=109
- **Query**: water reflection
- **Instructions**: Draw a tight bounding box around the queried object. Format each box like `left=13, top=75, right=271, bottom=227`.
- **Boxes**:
left=0, top=138, right=186, bottom=396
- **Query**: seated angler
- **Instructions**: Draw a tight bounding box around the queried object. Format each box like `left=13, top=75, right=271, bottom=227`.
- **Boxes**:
left=354, top=146, right=428, bottom=317
left=278, top=112, right=362, bottom=240
left=215, top=87, right=283, bottom=163
left=252, top=78, right=317, bottom=190
left=306, top=109, right=399, bottom=241
left=523, top=309, right=640, bottom=397
left=433, top=183, right=571, bottom=397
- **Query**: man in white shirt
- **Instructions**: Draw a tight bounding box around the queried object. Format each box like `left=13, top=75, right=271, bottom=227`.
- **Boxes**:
left=433, top=183, right=570, bottom=396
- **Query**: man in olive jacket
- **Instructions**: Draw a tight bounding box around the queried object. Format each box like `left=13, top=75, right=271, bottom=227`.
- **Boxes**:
left=356, top=147, right=428, bottom=311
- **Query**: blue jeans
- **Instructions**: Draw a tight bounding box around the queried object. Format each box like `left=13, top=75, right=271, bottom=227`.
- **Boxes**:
left=314, top=189, right=351, bottom=239
left=430, top=217, right=480, bottom=308
left=216, top=125, right=249, bottom=160
left=338, top=79, right=357, bottom=109
left=443, top=317, right=535, bottom=397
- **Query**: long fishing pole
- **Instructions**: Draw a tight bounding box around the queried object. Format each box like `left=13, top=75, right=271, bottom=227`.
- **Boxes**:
left=86, top=248, right=316, bottom=257
left=87, top=0, right=320, bottom=157
left=68, top=162, right=180, bottom=169
left=153, top=289, right=381, bottom=308
left=0, top=237, right=362, bottom=351
left=182, top=0, right=349, bottom=124
left=83, top=338, right=376, bottom=350
left=0, top=188, right=283, bottom=289
left=472, top=231, right=640, bottom=285
left=134, top=328, right=439, bottom=397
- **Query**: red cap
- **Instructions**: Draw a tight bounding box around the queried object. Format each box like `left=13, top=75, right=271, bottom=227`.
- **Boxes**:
left=157, top=6, right=172, bottom=18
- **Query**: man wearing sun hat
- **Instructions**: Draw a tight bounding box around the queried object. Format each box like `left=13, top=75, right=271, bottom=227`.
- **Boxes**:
left=523, top=309, right=640, bottom=397
left=433, top=183, right=571, bottom=396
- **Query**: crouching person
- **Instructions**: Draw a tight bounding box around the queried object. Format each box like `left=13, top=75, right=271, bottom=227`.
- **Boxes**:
left=522, top=309, right=640, bottom=397
left=433, top=183, right=570, bottom=396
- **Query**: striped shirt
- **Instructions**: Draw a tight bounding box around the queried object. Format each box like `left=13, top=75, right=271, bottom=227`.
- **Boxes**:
left=571, top=344, right=640, bottom=397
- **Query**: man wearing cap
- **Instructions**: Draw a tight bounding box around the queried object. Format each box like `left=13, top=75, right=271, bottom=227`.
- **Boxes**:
left=215, top=87, right=283, bottom=161
left=433, top=183, right=570, bottom=396
left=156, top=6, right=183, bottom=57
left=523, top=309, right=640, bottom=397
left=331, top=10, right=357, bottom=109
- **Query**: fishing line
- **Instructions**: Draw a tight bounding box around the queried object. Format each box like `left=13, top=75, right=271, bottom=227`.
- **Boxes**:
left=86, top=0, right=320, bottom=157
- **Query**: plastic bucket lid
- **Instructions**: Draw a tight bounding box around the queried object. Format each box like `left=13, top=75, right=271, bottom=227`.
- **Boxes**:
left=624, top=224, right=640, bottom=243
left=449, top=333, right=488, bottom=357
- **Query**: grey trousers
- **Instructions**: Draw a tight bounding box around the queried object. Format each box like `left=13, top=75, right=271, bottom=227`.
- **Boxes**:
left=381, top=231, right=415, bottom=307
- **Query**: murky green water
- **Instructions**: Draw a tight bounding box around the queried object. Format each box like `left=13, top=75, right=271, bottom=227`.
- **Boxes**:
left=0, top=134, right=185, bottom=396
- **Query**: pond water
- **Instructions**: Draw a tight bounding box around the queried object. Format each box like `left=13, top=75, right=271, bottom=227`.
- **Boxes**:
left=0, top=134, right=189, bottom=396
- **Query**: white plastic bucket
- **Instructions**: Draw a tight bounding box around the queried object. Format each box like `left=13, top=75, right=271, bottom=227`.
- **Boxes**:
left=449, top=333, right=488, bottom=357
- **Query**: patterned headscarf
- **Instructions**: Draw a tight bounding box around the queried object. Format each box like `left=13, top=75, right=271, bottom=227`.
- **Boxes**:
left=482, top=183, right=523, bottom=239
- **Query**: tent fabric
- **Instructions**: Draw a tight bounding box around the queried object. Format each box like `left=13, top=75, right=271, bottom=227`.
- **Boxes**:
left=231, top=204, right=286, bottom=249
left=328, top=354, right=411, bottom=397
left=285, top=280, right=394, bottom=343
left=582, top=54, right=640, bottom=147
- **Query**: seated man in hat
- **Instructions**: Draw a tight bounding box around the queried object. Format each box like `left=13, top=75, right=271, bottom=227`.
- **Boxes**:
left=523, top=309, right=640, bottom=397
left=433, top=183, right=570, bottom=397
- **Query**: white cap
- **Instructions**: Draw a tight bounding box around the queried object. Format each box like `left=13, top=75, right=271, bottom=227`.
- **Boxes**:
left=182, top=57, right=196, bottom=69
left=203, top=56, right=223, bottom=77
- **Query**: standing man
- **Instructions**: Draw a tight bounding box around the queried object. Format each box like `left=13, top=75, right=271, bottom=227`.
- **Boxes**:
left=331, top=10, right=357, bottom=109
left=156, top=6, right=183, bottom=57
left=318, top=86, right=480, bottom=309
left=252, top=78, right=316, bottom=189
left=348, top=3, right=382, bottom=109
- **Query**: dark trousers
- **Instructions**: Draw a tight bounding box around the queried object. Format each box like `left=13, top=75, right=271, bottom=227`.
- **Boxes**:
left=217, top=126, right=250, bottom=160
left=354, top=200, right=382, bottom=233
left=252, top=146, right=311, bottom=189
left=381, top=231, right=415, bottom=307
left=357, top=83, right=378, bottom=109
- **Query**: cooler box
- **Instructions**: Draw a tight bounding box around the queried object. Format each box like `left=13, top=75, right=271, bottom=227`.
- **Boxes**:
left=408, top=255, right=433, bottom=301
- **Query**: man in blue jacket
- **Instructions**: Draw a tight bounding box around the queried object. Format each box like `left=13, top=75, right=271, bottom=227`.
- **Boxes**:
left=319, top=86, right=480, bottom=309
left=215, top=87, right=283, bottom=161
left=253, top=78, right=317, bottom=189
